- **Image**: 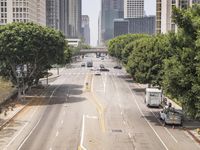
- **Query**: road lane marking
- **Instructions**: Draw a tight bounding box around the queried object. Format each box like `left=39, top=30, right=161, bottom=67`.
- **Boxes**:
left=56, top=131, right=59, bottom=137
left=121, top=111, right=123, bottom=115
left=150, top=109, right=178, bottom=143
left=123, top=121, right=126, bottom=125
left=86, top=115, right=98, bottom=119
left=79, top=115, right=87, bottom=150
left=61, top=120, right=64, bottom=124
left=128, top=133, right=132, bottom=138
left=49, top=148, right=52, bottom=150
left=17, top=86, right=60, bottom=150
left=91, top=76, right=106, bottom=132
left=127, top=84, right=169, bottom=150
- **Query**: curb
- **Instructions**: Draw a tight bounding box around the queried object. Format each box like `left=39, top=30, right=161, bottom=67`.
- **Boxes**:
left=0, top=102, right=29, bottom=131
left=187, top=130, right=200, bottom=144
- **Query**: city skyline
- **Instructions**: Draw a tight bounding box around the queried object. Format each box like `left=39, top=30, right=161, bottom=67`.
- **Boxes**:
left=82, top=0, right=156, bottom=46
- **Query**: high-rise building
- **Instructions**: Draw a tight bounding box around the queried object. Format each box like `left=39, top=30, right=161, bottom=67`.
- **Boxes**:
left=82, top=15, right=90, bottom=45
left=46, top=0, right=60, bottom=29
left=59, top=0, right=68, bottom=37
left=124, top=0, right=144, bottom=18
left=0, top=0, right=46, bottom=26
left=156, top=0, right=162, bottom=34
left=114, top=19, right=129, bottom=37
left=68, top=0, right=82, bottom=38
left=157, top=0, right=200, bottom=34
left=99, top=0, right=124, bottom=45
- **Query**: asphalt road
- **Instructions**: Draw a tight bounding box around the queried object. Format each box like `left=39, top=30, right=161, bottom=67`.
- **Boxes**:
left=0, top=54, right=199, bottom=150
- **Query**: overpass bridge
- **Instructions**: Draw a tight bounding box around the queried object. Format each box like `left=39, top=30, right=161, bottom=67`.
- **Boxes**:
left=79, top=48, right=108, bottom=54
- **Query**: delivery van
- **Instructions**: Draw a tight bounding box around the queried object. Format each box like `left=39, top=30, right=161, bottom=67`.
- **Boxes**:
left=145, top=88, right=162, bottom=107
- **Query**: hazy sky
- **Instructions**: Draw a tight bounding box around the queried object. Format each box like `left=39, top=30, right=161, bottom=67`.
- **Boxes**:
left=82, top=0, right=156, bottom=46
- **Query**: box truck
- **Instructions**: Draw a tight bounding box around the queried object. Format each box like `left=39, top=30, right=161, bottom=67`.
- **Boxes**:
left=145, top=88, right=162, bottom=107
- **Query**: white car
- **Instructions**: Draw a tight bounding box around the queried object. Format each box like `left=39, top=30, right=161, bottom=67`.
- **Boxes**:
left=94, top=71, right=101, bottom=76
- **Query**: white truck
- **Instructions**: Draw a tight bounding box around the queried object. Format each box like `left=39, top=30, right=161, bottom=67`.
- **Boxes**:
left=145, top=88, right=162, bottom=107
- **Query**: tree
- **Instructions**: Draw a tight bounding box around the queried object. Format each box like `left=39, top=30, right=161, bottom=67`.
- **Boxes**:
left=0, top=22, right=68, bottom=98
left=162, top=4, right=200, bottom=118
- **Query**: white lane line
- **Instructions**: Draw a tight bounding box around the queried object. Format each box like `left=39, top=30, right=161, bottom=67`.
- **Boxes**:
left=127, top=85, right=169, bottom=150
left=121, top=111, right=123, bottom=115
left=86, top=115, right=98, bottom=119
left=49, top=148, right=52, bottom=150
left=3, top=105, right=39, bottom=150
left=118, top=104, right=122, bottom=109
left=56, top=131, right=59, bottom=137
left=17, top=86, right=60, bottom=150
left=123, top=121, right=126, bottom=125
left=61, top=120, right=64, bottom=125
left=128, top=133, right=132, bottom=138
left=80, top=115, right=87, bottom=150
left=150, top=109, right=178, bottom=143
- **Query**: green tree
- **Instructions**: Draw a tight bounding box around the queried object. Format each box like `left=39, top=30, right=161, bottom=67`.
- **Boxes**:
left=0, top=22, right=68, bottom=95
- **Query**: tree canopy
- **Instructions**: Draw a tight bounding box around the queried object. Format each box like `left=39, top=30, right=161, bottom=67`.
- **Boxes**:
left=0, top=22, right=69, bottom=88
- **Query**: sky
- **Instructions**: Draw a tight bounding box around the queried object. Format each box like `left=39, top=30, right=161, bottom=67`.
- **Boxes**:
left=82, top=0, right=156, bottom=46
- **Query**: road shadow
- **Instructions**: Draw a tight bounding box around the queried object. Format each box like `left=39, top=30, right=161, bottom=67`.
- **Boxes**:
left=23, top=84, right=85, bottom=106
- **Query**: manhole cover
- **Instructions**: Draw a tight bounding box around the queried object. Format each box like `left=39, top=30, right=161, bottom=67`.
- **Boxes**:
left=112, top=129, right=123, bottom=133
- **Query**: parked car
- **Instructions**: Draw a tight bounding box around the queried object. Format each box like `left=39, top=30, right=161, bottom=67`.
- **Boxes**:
left=160, top=107, right=182, bottom=125
left=100, top=68, right=109, bottom=72
left=113, top=65, right=122, bottom=69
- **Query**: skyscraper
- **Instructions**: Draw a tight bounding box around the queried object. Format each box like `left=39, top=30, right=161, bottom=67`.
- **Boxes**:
left=46, top=0, right=60, bottom=29
left=100, top=0, right=124, bottom=44
left=124, top=0, right=144, bottom=18
left=68, top=0, right=82, bottom=38
left=82, top=15, right=90, bottom=45
left=0, top=0, right=46, bottom=26
left=59, top=0, right=68, bottom=37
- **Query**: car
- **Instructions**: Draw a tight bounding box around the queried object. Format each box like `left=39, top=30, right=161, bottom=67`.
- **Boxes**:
left=81, top=63, right=85, bottom=67
left=94, top=71, right=101, bottom=75
left=113, top=65, right=122, bottom=69
left=100, top=68, right=109, bottom=72
left=160, top=107, right=182, bottom=125
left=100, top=64, right=105, bottom=69
left=101, top=57, right=104, bottom=60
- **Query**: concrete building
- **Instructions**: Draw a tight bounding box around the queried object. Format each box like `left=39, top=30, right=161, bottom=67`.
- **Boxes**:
left=124, top=0, right=144, bottom=18
left=82, top=15, right=90, bottom=45
left=68, top=0, right=82, bottom=38
left=59, top=0, right=69, bottom=37
left=114, top=19, right=129, bottom=37
left=157, top=0, right=200, bottom=34
left=46, top=0, right=60, bottom=29
left=100, top=0, right=124, bottom=45
left=127, top=16, right=155, bottom=35
left=114, top=16, right=155, bottom=37
left=0, top=0, right=46, bottom=25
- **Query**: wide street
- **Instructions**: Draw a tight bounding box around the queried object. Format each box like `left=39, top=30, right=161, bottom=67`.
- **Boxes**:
left=0, top=54, right=199, bottom=150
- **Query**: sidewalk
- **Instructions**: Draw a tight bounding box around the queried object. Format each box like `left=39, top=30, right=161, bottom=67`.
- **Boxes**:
left=133, top=82, right=200, bottom=144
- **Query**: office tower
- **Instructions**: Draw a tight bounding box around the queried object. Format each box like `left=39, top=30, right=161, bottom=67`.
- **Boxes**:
left=100, top=0, right=124, bottom=44
left=59, top=0, right=68, bottom=37
left=68, top=0, right=82, bottom=38
left=82, top=15, right=90, bottom=45
left=114, top=19, right=129, bottom=37
left=124, top=0, right=144, bottom=18
left=157, top=0, right=200, bottom=34
left=156, top=0, right=162, bottom=34
left=46, top=0, right=60, bottom=29
left=0, top=0, right=46, bottom=26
